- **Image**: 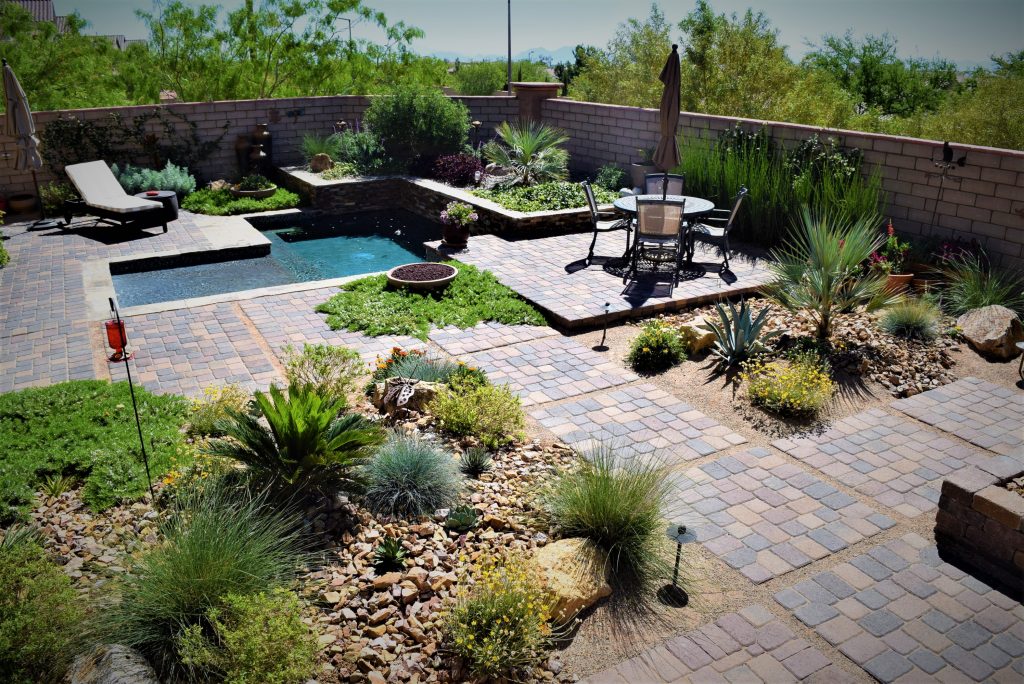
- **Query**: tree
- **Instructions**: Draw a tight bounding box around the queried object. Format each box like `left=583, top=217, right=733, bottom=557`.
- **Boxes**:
left=553, top=45, right=600, bottom=95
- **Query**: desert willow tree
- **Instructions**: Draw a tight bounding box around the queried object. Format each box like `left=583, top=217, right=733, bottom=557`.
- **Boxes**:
left=763, top=207, right=898, bottom=340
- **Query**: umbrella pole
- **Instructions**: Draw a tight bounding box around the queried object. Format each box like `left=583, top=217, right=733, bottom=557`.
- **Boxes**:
left=29, top=169, right=59, bottom=230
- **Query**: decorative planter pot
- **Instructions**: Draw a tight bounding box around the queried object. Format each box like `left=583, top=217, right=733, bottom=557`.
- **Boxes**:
left=8, top=193, right=36, bottom=213
left=441, top=224, right=471, bottom=250
left=386, top=262, right=458, bottom=291
left=630, top=162, right=657, bottom=189
left=230, top=184, right=277, bottom=200
left=885, top=273, right=914, bottom=293
left=912, top=271, right=944, bottom=294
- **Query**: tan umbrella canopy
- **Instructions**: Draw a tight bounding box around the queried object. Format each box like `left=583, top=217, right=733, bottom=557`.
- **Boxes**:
left=653, top=44, right=681, bottom=172
left=3, top=59, right=43, bottom=172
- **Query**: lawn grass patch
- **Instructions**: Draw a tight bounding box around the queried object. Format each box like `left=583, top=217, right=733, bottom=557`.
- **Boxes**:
left=315, top=261, right=545, bottom=340
left=0, top=380, right=189, bottom=521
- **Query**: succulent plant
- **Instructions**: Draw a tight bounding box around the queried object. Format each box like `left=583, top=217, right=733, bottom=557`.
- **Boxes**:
left=459, top=446, right=493, bottom=478
left=444, top=505, right=478, bottom=533
left=701, top=299, right=778, bottom=368
left=372, top=536, right=407, bottom=572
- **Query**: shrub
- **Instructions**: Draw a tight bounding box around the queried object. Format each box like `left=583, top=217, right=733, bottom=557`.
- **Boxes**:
left=282, top=343, right=366, bottom=402
left=430, top=378, right=525, bottom=448
left=444, top=553, right=556, bottom=680
left=0, top=237, right=8, bottom=268
left=101, top=484, right=310, bottom=680
left=541, top=444, right=669, bottom=593
left=0, top=536, right=83, bottom=684
left=320, top=161, right=360, bottom=180
left=942, top=255, right=1024, bottom=316
left=177, top=589, right=317, bottom=684
left=482, top=121, right=569, bottom=187
left=626, top=320, right=687, bottom=374
left=475, top=181, right=617, bottom=212
left=39, top=181, right=78, bottom=215
left=743, top=350, right=835, bottom=418
left=316, top=261, right=545, bottom=340
left=763, top=207, right=894, bottom=340
left=204, top=383, right=385, bottom=495
left=452, top=60, right=551, bottom=95
left=0, top=380, right=188, bottom=521
left=363, top=85, right=469, bottom=169
left=187, top=384, right=252, bottom=437
left=879, top=298, right=941, bottom=341
left=334, top=130, right=386, bottom=173
left=701, top=299, right=779, bottom=368
left=362, top=433, right=462, bottom=518
left=299, top=132, right=342, bottom=163
left=432, top=153, right=484, bottom=186
left=181, top=188, right=301, bottom=216
left=594, top=164, right=628, bottom=191
left=459, top=446, right=493, bottom=477
left=111, top=161, right=197, bottom=196
left=235, top=174, right=273, bottom=191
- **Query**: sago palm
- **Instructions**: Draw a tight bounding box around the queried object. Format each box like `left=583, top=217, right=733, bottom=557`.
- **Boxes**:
left=205, top=383, right=385, bottom=494
left=483, top=120, right=569, bottom=186
left=763, top=206, right=897, bottom=340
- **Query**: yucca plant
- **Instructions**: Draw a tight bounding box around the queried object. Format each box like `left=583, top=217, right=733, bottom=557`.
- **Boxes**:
left=459, top=446, right=493, bottom=478
left=763, top=207, right=896, bottom=340
left=204, top=383, right=385, bottom=494
left=700, top=299, right=779, bottom=368
left=483, top=121, right=569, bottom=187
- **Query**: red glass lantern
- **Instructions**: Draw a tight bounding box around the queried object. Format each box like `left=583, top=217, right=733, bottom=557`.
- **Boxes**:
left=104, top=319, right=133, bottom=362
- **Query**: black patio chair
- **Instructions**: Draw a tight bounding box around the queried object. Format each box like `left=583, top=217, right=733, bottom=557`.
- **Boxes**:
left=689, top=186, right=747, bottom=270
left=644, top=172, right=685, bottom=198
left=582, top=180, right=631, bottom=265
left=623, top=196, right=687, bottom=295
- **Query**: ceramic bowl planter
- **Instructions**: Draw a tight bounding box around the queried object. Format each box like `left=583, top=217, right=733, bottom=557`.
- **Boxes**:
left=885, top=273, right=914, bottom=293
left=230, top=184, right=277, bottom=199
left=386, top=262, right=458, bottom=291
left=8, top=193, right=36, bottom=213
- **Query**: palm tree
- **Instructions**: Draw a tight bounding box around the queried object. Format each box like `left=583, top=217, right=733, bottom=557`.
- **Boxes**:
left=763, top=206, right=897, bottom=340
left=482, top=120, right=569, bottom=186
left=205, top=383, right=385, bottom=494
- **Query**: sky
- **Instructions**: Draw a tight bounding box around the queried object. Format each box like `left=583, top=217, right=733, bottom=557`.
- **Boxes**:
left=53, top=0, right=1024, bottom=68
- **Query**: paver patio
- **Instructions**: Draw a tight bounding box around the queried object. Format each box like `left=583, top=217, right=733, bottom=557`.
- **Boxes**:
left=667, top=448, right=896, bottom=584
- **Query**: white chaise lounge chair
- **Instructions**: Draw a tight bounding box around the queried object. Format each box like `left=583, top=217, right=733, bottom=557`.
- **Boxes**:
left=62, top=161, right=176, bottom=232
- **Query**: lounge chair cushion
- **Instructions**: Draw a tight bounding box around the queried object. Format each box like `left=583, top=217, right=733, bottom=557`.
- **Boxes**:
left=65, top=161, right=163, bottom=215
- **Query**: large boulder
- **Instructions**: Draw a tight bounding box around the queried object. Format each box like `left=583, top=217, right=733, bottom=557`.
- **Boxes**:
left=67, top=645, right=159, bottom=684
left=680, top=316, right=717, bottom=354
left=531, top=538, right=611, bottom=622
left=957, top=305, right=1024, bottom=359
left=310, top=152, right=334, bottom=173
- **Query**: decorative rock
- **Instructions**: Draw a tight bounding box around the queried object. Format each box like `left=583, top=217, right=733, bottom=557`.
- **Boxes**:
left=531, top=538, right=611, bottom=622
left=372, top=571, right=402, bottom=591
left=681, top=316, right=717, bottom=353
left=369, top=379, right=443, bottom=415
left=957, top=305, right=1024, bottom=359
left=68, top=645, right=159, bottom=684
left=310, top=153, right=334, bottom=172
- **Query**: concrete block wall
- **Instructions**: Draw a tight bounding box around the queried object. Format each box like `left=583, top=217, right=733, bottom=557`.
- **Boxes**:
left=542, top=98, right=1024, bottom=270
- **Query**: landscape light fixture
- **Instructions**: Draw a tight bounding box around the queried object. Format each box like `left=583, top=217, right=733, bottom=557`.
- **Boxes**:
left=593, top=302, right=611, bottom=352
left=658, top=523, right=696, bottom=607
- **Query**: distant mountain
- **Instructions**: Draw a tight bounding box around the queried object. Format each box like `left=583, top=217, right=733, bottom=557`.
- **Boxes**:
left=427, top=46, right=578, bottom=64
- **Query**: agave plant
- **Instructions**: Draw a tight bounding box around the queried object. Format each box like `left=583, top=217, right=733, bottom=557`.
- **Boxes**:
left=205, top=383, right=385, bottom=494
left=482, top=121, right=569, bottom=187
left=373, top=536, right=408, bottom=572
left=763, top=207, right=896, bottom=340
left=701, top=299, right=779, bottom=368
left=458, top=446, right=493, bottom=478
left=444, top=504, right=478, bottom=533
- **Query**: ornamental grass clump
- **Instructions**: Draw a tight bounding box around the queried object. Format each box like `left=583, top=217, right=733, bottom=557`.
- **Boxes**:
left=879, top=298, right=941, bottom=341
left=941, top=254, right=1024, bottom=316
left=362, top=433, right=462, bottom=518
left=625, top=320, right=687, bottom=374
left=443, top=553, right=557, bottom=680
left=743, top=350, right=835, bottom=418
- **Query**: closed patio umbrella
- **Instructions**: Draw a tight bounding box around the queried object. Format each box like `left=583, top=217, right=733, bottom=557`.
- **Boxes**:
left=652, top=44, right=681, bottom=172
left=3, top=58, right=58, bottom=228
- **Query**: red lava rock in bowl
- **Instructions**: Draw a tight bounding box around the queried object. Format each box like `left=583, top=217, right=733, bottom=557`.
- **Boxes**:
left=386, top=262, right=458, bottom=291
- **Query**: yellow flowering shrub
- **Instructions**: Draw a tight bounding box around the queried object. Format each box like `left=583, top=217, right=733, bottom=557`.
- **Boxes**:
left=430, top=377, right=525, bottom=448
left=443, top=553, right=556, bottom=680
left=187, top=384, right=252, bottom=437
left=625, top=320, right=686, bottom=375
left=742, top=350, right=835, bottom=418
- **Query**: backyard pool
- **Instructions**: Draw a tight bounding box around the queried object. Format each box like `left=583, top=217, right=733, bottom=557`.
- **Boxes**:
left=112, top=210, right=439, bottom=307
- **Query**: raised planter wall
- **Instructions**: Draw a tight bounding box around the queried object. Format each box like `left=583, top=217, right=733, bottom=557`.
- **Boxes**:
left=935, top=466, right=1024, bottom=596
left=2, top=90, right=1021, bottom=268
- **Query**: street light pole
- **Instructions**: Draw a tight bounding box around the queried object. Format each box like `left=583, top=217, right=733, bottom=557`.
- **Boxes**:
left=506, top=0, right=512, bottom=95
left=340, top=17, right=352, bottom=50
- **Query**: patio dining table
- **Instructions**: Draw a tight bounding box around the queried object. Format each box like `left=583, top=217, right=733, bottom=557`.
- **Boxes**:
left=611, top=194, right=716, bottom=265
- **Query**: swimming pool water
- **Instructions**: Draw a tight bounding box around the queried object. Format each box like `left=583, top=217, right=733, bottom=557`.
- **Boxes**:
left=113, top=210, right=440, bottom=307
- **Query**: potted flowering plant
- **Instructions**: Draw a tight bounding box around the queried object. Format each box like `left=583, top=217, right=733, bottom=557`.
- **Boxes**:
left=869, top=220, right=913, bottom=292
left=440, top=200, right=478, bottom=249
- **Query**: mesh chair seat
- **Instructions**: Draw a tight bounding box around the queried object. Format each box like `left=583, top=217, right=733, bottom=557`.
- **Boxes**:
left=691, top=222, right=726, bottom=237
left=689, top=186, right=747, bottom=270
left=644, top=172, right=685, bottom=197
left=582, top=180, right=630, bottom=264
left=624, top=197, right=687, bottom=294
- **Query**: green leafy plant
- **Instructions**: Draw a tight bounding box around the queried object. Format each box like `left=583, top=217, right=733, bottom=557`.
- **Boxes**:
left=372, top=536, right=408, bottom=572
left=316, top=261, right=545, bottom=340
left=541, top=443, right=670, bottom=594
left=869, top=220, right=912, bottom=275
left=181, top=188, right=301, bottom=216
left=594, top=164, right=628, bottom=191
left=111, top=161, right=197, bottom=196
left=941, top=255, right=1024, bottom=316
left=625, top=320, right=687, bottom=374
left=0, top=236, right=8, bottom=269
left=743, top=349, right=835, bottom=418
left=879, top=298, right=942, bottom=341
left=320, top=161, right=360, bottom=180
left=482, top=121, right=570, bottom=187
left=430, top=378, right=526, bottom=449
left=235, top=174, right=273, bottom=191
left=700, top=299, right=779, bottom=368
left=177, top=589, right=317, bottom=684
left=475, top=181, right=617, bottom=212
left=39, top=181, right=78, bottom=215
left=363, top=84, right=469, bottom=169
left=101, top=483, right=311, bottom=680
left=204, top=384, right=385, bottom=495
left=39, top=473, right=78, bottom=498
left=0, top=535, right=84, bottom=684
left=459, top=446, right=493, bottom=478
left=444, top=504, right=479, bottom=533
left=362, top=433, right=462, bottom=518
left=282, top=343, right=366, bottom=402
left=187, top=384, right=252, bottom=437
left=443, top=553, right=556, bottom=680
left=763, top=207, right=893, bottom=340
left=0, top=380, right=188, bottom=522
left=334, top=130, right=386, bottom=173
left=299, top=132, right=342, bottom=163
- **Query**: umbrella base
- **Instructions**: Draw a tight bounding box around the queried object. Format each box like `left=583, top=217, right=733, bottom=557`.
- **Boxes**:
left=27, top=218, right=61, bottom=231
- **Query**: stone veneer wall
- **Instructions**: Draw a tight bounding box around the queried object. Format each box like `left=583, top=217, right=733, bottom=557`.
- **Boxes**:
left=936, top=466, right=1024, bottom=596
left=541, top=99, right=1024, bottom=270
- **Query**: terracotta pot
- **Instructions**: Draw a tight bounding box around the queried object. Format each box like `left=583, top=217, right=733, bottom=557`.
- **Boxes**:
left=441, top=223, right=470, bottom=250
left=8, top=193, right=36, bottom=213
left=885, top=273, right=914, bottom=293
left=630, top=162, right=657, bottom=189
